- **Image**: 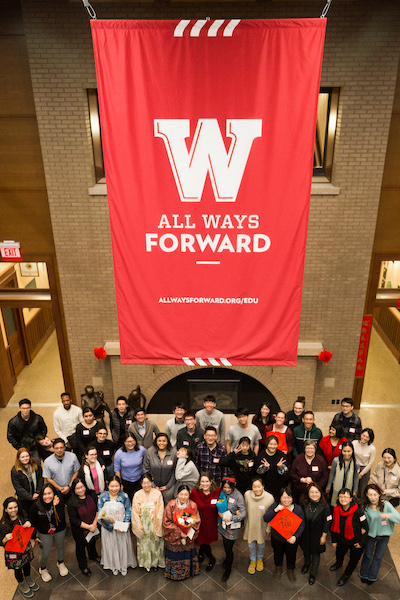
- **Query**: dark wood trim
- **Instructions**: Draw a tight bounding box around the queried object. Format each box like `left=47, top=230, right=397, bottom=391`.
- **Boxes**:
left=0, top=254, right=76, bottom=404
left=353, top=252, right=400, bottom=407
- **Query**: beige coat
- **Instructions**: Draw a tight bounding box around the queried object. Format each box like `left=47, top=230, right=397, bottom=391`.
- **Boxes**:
left=131, top=487, right=164, bottom=538
left=243, top=489, right=274, bottom=544
left=371, top=461, right=400, bottom=502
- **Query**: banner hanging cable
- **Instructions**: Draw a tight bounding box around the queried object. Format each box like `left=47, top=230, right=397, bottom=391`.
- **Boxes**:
left=82, top=0, right=97, bottom=19
left=320, top=0, right=333, bottom=18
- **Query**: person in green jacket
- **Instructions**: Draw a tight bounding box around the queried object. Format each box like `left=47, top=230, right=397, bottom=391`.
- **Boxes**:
left=359, top=483, right=400, bottom=585
left=292, top=412, right=322, bottom=457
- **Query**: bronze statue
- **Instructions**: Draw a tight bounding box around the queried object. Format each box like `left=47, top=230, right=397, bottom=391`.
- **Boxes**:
left=81, top=385, right=111, bottom=422
left=128, top=385, right=146, bottom=411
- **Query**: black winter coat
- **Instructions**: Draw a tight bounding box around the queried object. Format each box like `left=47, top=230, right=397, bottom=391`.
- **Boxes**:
left=7, top=411, right=47, bottom=451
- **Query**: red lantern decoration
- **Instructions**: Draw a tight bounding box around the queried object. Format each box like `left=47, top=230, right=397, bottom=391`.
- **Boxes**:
left=318, top=350, right=332, bottom=365
left=94, top=347, right=107, bottom=360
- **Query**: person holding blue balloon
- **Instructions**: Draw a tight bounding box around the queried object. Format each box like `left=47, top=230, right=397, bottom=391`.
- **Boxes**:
left=217, top=476, right=246, bottom=582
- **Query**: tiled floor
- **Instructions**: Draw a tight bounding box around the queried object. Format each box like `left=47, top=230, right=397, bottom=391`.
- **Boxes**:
left=12, top=526, right=399, bottom=600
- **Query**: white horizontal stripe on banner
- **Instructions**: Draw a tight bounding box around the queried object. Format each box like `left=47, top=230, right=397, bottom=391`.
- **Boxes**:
left=223, top=20, right=241, bottom=37
left=174, top=20, right=190, bottom=37
left=190, top=20, right=207, bottom=37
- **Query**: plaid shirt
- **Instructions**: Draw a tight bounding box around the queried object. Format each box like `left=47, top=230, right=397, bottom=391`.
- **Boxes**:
left=194, top=441, right=227, bottom=484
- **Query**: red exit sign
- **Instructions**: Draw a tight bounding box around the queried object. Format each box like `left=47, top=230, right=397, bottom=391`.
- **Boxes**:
left=0, top=242, right=21, bottom=260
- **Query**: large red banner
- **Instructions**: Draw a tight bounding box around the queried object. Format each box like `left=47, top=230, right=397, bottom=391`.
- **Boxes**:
left=91, top=19, right=326, bottom=366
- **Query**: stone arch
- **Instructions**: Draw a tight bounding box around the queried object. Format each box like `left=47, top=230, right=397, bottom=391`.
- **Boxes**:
left=142, top=365, right=291, bottom=413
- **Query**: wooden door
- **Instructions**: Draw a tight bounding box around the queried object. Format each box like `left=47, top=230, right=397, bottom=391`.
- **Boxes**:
left=2, top=306, right=26, bottom=379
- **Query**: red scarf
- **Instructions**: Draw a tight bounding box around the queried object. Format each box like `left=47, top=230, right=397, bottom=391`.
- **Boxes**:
left=331, top=503, right=358, bottom=539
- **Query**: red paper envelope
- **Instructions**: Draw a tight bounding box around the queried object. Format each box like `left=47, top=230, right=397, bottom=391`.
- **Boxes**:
left=5, top=525, right=34, bottom=553
left=269, top=507, right=303, bottom=540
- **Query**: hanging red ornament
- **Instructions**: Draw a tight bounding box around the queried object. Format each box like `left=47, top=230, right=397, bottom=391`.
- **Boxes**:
left=318, top=350, right=332, bottom=365
left=94, top=347, right=107, bottom=360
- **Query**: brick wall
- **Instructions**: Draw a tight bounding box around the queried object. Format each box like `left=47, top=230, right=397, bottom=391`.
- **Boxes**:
left=20, top=0, right=400, bottom=410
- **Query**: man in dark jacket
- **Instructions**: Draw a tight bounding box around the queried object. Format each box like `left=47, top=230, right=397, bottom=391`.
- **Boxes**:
left=292, top=411, right=323, bottom=457
left=330, top=398, right=362, bottom=442
left=7, top=398, right=47, bottom=460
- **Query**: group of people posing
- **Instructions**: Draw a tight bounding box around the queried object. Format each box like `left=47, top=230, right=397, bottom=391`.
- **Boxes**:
left=2, top=393, right=400, bottom=597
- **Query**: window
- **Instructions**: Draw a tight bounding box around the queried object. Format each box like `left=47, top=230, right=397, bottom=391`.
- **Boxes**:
left=87, top=89, right=105, bottom=183
left=313, top=87, right=339, bottom=182
left=88, top=87, right=340, bottom=185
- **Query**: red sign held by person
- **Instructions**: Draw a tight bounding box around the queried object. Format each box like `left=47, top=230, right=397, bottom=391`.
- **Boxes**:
left=5, top=525, right=34, bottom=553
left=91, top=19, right=326, bottom=365
left=269, top=507, right=303, bottom=540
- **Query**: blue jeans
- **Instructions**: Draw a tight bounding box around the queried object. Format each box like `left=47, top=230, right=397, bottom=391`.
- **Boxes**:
left=248, top=541, right=265, bottom=562
left=359, top=535, right=390, bottom=582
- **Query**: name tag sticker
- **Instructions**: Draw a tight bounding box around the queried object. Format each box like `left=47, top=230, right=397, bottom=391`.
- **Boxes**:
left=363, top=452, right=370, bottom=457
left=248, top=461, right=254, bottom=467
left=381, top=520, right=388, bottom=526
left=213, top=458, right=220, bottom=463
left=391, top=475, right=397, bottom=481
left=339, top=445, right=342, bottom=450
left=83, top=430, right=90, bottom=436
left=327, top=515, right=332, bottom=521
left=228, top=497, right=235, bottom=504
left=211, top=499, right=217, bottom=504
left=360, top=515, right=366, bottom=521
left=259, top=505, right=265, bottom=510
left=312, top=466, right=319, bottom=472
left=183, top=441, right=189, bottom=446
left=8, top=554, right=17, bottom=559
left=167, top=460, right=173, bottom=466
left=103, top=450, right=110, bottom=456
left=289, top=420, right=294, bottom=425
left=126, top=420, right=132, bottom=425
left=349, top=428, right=356, bottom=433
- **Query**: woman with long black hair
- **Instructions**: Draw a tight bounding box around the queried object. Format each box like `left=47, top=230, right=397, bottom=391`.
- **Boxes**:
left=359, top=483, right=400, bottom=585
left=252, top=402, right=275, bottom=448
left=326, top=441, right=360, bottom=506
left=299, top=483, right=331, bottom=585
left=330, top=487, right=368, bottom=586
left=67, top=477, right=100, bottom=576
left=30, top=483, right=69, bottom=583
left=217, top=476, right=246, bottom=582
left=0, top=497, right=38, bottom=598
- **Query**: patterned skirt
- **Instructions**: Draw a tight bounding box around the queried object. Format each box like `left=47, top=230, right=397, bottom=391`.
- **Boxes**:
left=164, top=542, right=200, bottom=581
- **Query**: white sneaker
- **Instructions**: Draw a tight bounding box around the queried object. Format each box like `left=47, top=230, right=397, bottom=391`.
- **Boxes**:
left=112, top=569, right=119, bottom=576
left=120, top=569, right=127, bottom=576
left=39, top=568, right=52, bottom=583
left=57, top=562, right=69, bottom=577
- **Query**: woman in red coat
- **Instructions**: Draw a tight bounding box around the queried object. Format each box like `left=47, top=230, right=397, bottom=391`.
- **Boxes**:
left=190, top=472, right=220, bottom=572
left=319, top=425, right=347, bottom=467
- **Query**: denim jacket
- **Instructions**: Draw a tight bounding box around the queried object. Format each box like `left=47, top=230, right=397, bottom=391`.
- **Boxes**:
left=97, top=491, right=132, bottom=532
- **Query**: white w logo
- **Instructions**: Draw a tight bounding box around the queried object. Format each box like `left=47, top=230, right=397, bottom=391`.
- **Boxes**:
left=154, top=119, right=262, bottom=202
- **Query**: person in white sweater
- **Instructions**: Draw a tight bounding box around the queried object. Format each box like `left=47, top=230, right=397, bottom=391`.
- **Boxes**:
left=53, top=393, right=82, bottom=444
left=352, top=428, right=376, bottom=500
